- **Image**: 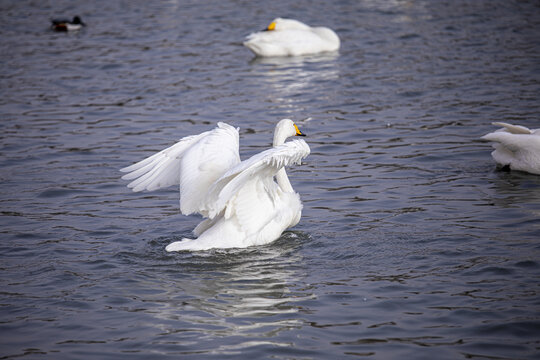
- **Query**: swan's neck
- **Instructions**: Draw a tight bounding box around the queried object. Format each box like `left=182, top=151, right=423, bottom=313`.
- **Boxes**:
left=273, top=129, right=294, bottom=193
left=276, top=168, right=294, bottom=193
left=273, top=129, right=287, bottom=148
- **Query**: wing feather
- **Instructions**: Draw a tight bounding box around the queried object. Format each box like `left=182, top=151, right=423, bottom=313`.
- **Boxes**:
left=120, top=122, right=240, bottom=216
left=180, top=123, right=240, bottom=215
left=206, top=139, right=310, bottom=218
left=120, top=133, right=204, bottom=192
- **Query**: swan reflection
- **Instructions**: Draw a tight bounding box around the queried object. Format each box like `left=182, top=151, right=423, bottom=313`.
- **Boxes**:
left=248, top=54, right=340, bottom=114
left=150, top=233, right=313, bottom=346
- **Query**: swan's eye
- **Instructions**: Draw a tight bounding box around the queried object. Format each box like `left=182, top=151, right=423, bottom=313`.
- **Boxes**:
left=267, top=21, right=276, bottom=31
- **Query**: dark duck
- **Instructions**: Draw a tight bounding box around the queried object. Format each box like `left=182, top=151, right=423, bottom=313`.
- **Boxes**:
left=51, top=16, right=85, bottom=32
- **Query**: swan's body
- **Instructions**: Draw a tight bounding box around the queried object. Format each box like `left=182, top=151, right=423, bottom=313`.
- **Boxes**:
left=481, top=122, right=540, bottom=175
left=244, top=18, right=340, bottom=57
left=121, top=119, right=310, bottom=251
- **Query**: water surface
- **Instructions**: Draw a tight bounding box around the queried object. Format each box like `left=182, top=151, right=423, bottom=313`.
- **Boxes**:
left=1, top=0, right=540, bottom=359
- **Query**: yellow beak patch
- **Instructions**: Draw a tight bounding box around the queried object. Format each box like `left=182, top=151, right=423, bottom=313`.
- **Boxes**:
left=294, top=124, right=305, bottom=136
left=267, top=21, right=276, bottom=31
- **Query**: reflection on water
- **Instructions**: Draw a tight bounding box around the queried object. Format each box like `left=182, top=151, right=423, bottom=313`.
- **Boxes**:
left=248, top=54, right=340, bottom=116
left=120, top=233, right=314, bottom=353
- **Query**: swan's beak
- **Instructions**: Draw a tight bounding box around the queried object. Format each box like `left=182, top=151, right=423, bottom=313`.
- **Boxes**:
left=294, top=124, right=306, bottom=137
left=263, top=21, right=276, bottom=31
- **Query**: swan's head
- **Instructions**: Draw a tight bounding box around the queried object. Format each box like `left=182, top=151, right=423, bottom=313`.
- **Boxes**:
left=265, top=18, right=311, bottom=32
left=273, top=119, right=306, bottom=146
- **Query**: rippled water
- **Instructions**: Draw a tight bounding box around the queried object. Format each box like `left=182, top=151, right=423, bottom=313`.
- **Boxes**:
left=1, top=0, right=540, bottom=359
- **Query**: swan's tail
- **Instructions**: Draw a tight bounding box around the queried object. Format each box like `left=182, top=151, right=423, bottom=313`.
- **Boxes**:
left=165, top=238, right=220, bottom=252
left=165, top=238, right=196, bottom=252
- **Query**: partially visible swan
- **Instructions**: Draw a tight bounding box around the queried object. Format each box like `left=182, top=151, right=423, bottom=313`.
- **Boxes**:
left=120, top=119, right=310, bottom=251
left=244, top=18, right=340, bottom=57
left=481, top=122, right=540, bottom=175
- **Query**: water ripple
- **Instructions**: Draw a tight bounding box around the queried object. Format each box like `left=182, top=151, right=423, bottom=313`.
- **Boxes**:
left=1, top=0, right=540, bottom=359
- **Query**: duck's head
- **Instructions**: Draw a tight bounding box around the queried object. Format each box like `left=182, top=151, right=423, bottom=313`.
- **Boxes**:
left=72, top=16, right=85, bottom=26
left=273, top=119, right=306, bottom=146
left=264, top=18, right=310, bottom=32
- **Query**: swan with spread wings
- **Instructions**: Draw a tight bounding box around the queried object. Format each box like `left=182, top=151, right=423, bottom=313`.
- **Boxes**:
left=121, top=119, right=310, bottom=251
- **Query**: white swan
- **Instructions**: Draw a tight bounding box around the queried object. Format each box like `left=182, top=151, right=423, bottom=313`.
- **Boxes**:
left=481, top=122, right=540, bottom=175
left=244, top=18, right=340, bottom=57
left=120, top=119, right=310, bottom=251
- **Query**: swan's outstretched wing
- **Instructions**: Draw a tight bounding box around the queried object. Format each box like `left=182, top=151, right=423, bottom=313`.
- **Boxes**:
left=179, top=123, right=240, bottom=215
left=120, top=133, right=203, bottom=192
left=120, top=122, right=240, bottom=216
left=205, top=139, right=310, bottom=218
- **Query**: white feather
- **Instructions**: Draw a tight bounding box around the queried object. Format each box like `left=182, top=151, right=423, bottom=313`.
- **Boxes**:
left=121, top=119, right=310, bottom=251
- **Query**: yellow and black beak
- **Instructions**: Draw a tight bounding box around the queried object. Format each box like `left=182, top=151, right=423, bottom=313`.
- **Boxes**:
left=263, top=21, right=276, bottom=31
left=294, top=124, right=306, bottom=137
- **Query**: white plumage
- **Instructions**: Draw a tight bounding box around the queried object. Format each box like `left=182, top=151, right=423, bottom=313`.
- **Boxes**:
left=481, top=122, right=540, bottom=175
left=244, top=18, right=340, bottom=57
left=121, top=119, right=310, bottom=251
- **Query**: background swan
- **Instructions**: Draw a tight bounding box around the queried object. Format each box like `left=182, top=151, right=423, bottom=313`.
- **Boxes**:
left=121, top=119, right=310, bottom=251
left=481, top=122, right=540, bottom=175
left=244, top=18, right=340, bottom=57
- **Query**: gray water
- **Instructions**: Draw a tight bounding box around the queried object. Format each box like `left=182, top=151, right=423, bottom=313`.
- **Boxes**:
left=1, top=0, right=540, bottom=359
